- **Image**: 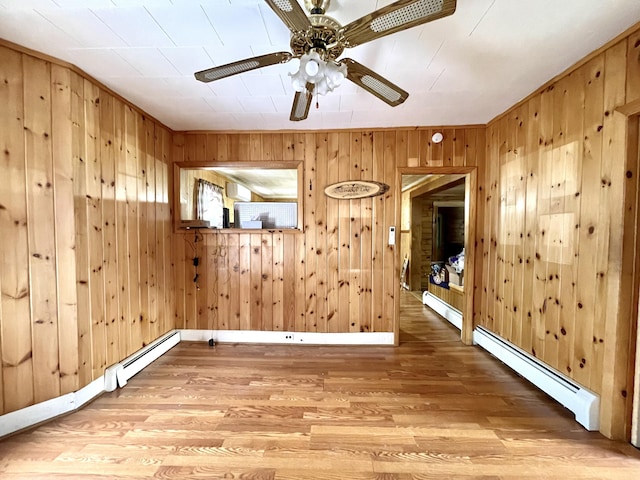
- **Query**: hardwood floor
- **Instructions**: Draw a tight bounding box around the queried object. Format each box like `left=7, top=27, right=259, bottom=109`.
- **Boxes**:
left=1, top=291, right=639, bottom=479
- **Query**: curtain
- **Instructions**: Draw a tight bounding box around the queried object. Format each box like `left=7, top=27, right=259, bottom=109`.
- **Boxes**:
left=195, top=179, right=224, bottom=228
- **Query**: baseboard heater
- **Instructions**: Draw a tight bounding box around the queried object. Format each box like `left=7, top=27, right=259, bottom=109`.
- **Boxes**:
left=473, top=326, right=599, bottom=431
left=104, top=330, right=181, bottom=391
left=422, top=290, right=462, bottom=331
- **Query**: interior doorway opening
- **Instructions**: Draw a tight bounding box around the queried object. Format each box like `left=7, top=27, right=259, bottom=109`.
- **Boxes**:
left=396, top=168, right=477, bottom=346
left=401, top=174, right=466, bottom=300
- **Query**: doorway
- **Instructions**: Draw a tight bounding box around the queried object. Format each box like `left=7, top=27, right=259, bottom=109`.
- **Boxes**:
left=395, top=167, right=477, bottom=346
left=600, top=105, right=640, bottom=442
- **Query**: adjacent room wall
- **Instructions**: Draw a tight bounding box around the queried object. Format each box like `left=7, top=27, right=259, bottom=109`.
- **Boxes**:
left=179, top=169, right=238, bottom=221
left=172, top=129, right=485, bottom=334
left=477, top=25, right=640, bottom=438
left=0, top=43, right=174, bottom=415
left=410, top=195, right=434, bottom=291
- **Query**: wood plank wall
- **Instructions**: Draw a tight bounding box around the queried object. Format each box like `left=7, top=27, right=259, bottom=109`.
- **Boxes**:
left=428, top=283, right=464, bottom=312
left=410, top=197, right=434, bottom=291
left=399, top=190, right=412, bottom=287
left=478, top=25, right=640, bottom=438
left=172, top=128, right=485, bottom=334
left=0, top=44, right=174, bottom=415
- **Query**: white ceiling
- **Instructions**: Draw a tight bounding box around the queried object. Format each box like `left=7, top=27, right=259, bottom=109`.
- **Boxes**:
left=1, top=0, right=639, bottom=132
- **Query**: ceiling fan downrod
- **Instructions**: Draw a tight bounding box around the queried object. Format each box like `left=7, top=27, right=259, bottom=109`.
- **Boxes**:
left=304, top=0, right=330, bottom=15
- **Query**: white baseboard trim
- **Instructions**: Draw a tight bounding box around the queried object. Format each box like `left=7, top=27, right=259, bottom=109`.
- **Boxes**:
left=179, top=329, right=395, bottom=346
left=0, top=377, right=104, bottom=438
left=0, top=331, right=181, bottom=439
left=0, top=328, right=394, bottom=438
left=422, top=291, right=462, bottom=331
left=473, top=326, right=599, bottom=431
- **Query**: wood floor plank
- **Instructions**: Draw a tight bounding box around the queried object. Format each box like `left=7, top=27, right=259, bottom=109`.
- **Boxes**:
left=2, top=460, right=158, bottom=476
left=1, top=291, right=639, bottom=479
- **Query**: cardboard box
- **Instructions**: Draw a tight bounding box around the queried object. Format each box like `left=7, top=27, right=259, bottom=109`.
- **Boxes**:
left=445, top=264, right=463, bottom=286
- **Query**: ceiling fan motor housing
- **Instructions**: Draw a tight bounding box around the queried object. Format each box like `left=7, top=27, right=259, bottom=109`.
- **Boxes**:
left=290, top=14, right=344, bottom=60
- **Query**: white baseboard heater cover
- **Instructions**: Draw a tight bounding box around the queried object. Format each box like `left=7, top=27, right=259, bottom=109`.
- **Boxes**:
left=422, top=290, right=462, bottom=331
left=104, top=330, right=181, bottom=391
left=3, top=328, right=397, bottom=438
left=1, top=331, right=181, bottom=439
left=473, top=326, right=599, bottom=431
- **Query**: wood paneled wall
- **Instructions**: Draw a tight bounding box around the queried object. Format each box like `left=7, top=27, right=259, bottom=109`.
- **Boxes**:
left=428, top=283, right=464, bottom=312
left=0, top=44, right=174, bottom=415
left=172, top=128, right=484, bottom=334
left=478, top=25, right=640, bottom=438
left=411, top=197, right=434, bottom=291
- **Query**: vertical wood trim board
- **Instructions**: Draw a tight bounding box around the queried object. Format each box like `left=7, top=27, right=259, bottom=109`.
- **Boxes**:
left=0, top=44, right=175, bottom=416
left=633, top=115, right=640, bottom=448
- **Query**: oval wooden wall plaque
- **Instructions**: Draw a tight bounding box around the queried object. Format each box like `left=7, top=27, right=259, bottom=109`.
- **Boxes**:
left=324, top=180, right=390, bottom=199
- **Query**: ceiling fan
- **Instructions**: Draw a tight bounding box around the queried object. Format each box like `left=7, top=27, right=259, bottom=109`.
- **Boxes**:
left=195, top=0, right=457, bottom=122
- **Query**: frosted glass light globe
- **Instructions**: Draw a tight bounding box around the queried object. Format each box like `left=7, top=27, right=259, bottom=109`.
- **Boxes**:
left=305, top=60, right=320, bottom=76
left=325, top=61, right=347, bottom=89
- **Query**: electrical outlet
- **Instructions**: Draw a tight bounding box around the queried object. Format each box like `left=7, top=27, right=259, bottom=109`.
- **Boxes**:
left=284, top=334, right=294, bottom=341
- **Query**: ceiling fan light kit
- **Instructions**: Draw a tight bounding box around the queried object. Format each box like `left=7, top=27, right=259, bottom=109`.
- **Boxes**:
left=290, top=50, right=348, bottom=96
left=194, top=0, right=457, bottom=121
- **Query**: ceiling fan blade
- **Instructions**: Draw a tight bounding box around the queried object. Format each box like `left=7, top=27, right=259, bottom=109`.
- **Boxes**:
left=290, top=83, right=315, bottom=122
left=342, top=58, right=408, bottom=107
left=195, top=52, right=292, bottom=83
left=339, top=0, right=456, bottom=48
left=264, top=0, right=312, bottom=33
